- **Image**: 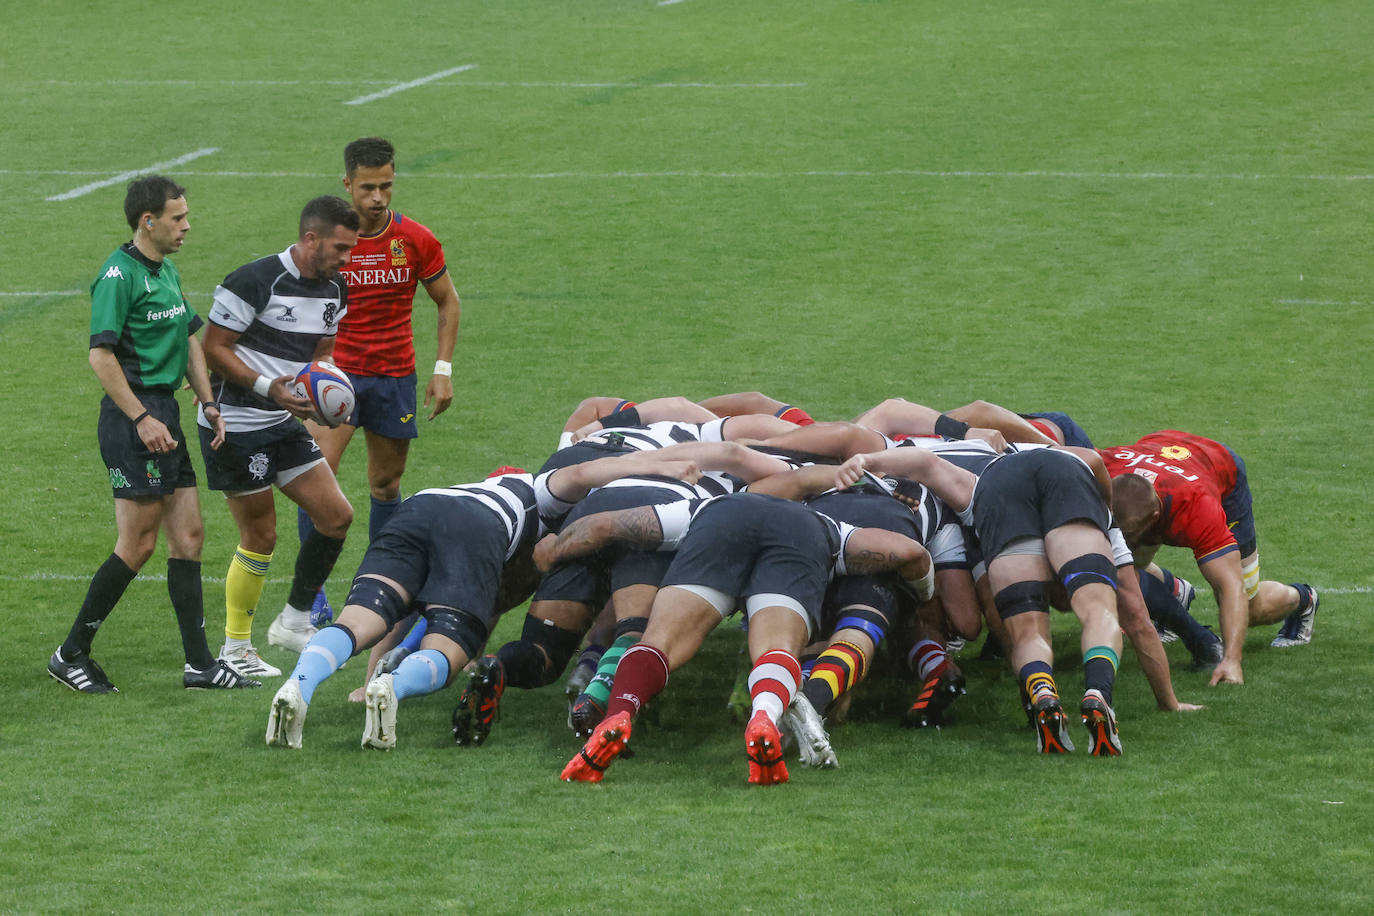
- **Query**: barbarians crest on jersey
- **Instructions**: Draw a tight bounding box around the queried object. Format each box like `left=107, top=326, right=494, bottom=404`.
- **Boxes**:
left=389, top=238, right=407, bottom=267
left=322, top=302, right=338, bottom=327
left=1160, top=445, right=1192, bottom=461
left=247, top=452, right=270, bottom=481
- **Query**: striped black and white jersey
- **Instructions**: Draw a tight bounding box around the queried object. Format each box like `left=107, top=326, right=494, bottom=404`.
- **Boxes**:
left=806, top=471, right=968, bottom=570
left=652, top=494, right=859, bottom=575
left=535, top=469, right=742, bottom=531
left=415, top=473, right=544, bottom=560
left=892, top=437, right=1008, bottom=477
left=592, top=448, right=814, bottom=510
left=199, top=247, right=348, bottom=432
left=578, top=419, right=729, bottom=452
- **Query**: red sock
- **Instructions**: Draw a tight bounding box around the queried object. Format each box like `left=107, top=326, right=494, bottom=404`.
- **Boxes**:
left=907, top=640, right=951, bottom=680
left=776, top=406, right=815, bottom=426
left=748, top=649, right=802, bottom=723
left=605, top=644, right=669, bottom=720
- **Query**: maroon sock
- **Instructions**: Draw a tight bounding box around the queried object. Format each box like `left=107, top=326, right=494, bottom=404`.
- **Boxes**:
left=605, top=644, right=669, bottom=720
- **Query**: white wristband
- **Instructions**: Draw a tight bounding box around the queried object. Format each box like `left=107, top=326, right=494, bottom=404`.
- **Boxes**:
left=433, top=360, right=453, bottom=377
left=906, top=567, right=936, bottom=603
left=252, top=374, right=272, bottom=398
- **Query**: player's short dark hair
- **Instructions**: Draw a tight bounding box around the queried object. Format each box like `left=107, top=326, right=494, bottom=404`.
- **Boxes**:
left=344, top=137, right=395, bottom=175
left=298, top=195, right=361, bottom=239
left=124, top=175, right=186, bottom=230
left=1110, top=473, right=1158, bottom=528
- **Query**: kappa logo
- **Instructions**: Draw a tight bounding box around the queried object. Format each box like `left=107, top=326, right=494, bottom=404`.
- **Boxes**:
left=247, top=452, right=270, bottom=480
left=103, top=266, right=124, bottom=280
left=108, top=467, right=131, bottom=488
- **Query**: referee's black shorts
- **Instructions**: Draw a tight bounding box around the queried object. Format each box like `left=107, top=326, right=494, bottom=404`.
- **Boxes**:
left=98, top=390, right=196, bottom=499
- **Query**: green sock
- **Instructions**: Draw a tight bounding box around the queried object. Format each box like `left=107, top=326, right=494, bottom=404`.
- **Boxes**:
left=583, top=632, right=640, bottom=706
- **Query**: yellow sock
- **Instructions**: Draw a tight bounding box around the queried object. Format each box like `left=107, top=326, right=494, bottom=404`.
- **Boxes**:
left=225, top=546, right=272, bottom=642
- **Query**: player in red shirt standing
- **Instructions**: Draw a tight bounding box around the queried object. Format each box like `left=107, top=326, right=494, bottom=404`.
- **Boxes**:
left=280, top=138, right=460, bottom=665
left=1101, top=431, right=1317, bottom=687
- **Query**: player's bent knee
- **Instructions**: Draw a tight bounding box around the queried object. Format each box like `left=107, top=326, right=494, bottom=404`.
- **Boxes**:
left=425, top=606, right=488, bottom=666
left=994, top=581, right=1050, bottom=619
left=834, top=606, right=890, bottom=647
left=346, top=575, right=408, bottom=623
left=517, top=615, right=585, bottom=686
left=1058, top=554, right=1119, bottom=599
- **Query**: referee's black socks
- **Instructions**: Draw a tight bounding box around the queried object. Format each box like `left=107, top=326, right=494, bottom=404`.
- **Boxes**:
left=62, top=553, right=138, bottom=659
left=167, top=558, right=216, bottom=670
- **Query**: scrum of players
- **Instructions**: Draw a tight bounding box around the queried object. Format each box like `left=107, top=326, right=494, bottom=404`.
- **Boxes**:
left=264, top=390, right=1320, bottom=785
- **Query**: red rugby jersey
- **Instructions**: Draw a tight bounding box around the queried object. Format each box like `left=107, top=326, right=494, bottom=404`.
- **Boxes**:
left=1098, top=430, right=1241, bottom=563
left=333, top=212, right=447, bottom=377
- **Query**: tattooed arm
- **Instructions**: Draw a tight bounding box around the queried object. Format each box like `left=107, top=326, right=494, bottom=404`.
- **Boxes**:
left=533, top=506, right=666, bottom=572
left=842, top=528, right=935, bottom=601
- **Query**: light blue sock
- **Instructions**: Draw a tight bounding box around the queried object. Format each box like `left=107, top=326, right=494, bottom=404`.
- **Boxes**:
left=291, top=625, right=355, bottom=704
left=391, top=649, right=450, bottom=701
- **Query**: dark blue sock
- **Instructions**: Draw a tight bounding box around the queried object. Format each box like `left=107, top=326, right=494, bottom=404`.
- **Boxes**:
left=1138, top=569, right=1218, bottom=657
left=399, top=617, right=427, bottom=653
left=298, top=505, right=316, bottom=545
left=369, top=495, right=401, bottom=543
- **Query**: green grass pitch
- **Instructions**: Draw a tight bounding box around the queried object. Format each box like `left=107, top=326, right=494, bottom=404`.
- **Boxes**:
left=1, top=1, right=1371, bottom=912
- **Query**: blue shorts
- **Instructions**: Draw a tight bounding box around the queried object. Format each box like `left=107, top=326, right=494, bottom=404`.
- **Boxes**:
left=1220, top=446, right=1257, bottom=556
left=1021, top=411, right=1095, bottom=449
left=347, top=373, right=419, bottom=440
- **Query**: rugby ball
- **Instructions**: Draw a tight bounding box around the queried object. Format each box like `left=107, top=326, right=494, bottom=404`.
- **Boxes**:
left=293, top=360, right=355, bottom=427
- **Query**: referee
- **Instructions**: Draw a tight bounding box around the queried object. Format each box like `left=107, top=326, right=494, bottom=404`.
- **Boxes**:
left=47, top=176, right=259, bottom=692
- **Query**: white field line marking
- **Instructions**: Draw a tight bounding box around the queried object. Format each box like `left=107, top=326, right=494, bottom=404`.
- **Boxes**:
left=44, top=148, right=219, bottom=202
left=1275, top=299, right=1368, bottom=306
left=24, top=78, right=802, bottom=90
left=0, top=289, right=213, bottom=299
left=462, top=80, right=805, bottom=88
left=12, top=167, right=1373, bottom=183
left=6, top=573, right=1370, bottom=595
left=343, top=64, right=478, bottom=105
left=0, top=290, right=84, bottom=297
left=5, top=572, right=282, bottom=584
left=659, top=0, right=693, bottom=6
left=6, top=288, right=1374, bottom=305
